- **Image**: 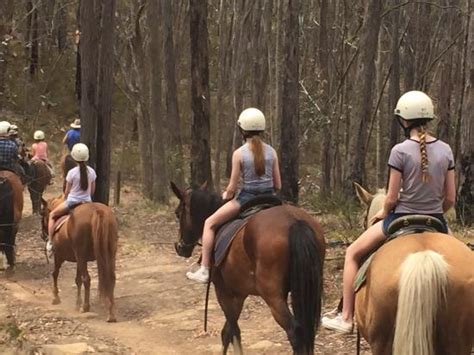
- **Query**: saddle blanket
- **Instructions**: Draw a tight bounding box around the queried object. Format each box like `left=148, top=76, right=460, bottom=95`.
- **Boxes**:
left=214, top=218, right=248, bottom=266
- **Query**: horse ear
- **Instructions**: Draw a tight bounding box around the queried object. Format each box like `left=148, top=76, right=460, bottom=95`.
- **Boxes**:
left=353, top=182, right=374, bottom=206
left=199, top=181, right=208, bottom=190
left=170, top=181, right=183, bottom=200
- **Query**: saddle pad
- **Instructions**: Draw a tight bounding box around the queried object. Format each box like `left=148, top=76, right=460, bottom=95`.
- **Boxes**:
left=54, top=215, right=70, bottom=233
left=214, top=219, right=248, bottom=266
left=354, top=254, right=375, bottom=293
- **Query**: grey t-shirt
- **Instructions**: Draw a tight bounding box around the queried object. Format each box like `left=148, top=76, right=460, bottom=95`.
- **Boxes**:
left=240, top=142, right=275, bottom=190
left=388, top=139, right=454, bottom=214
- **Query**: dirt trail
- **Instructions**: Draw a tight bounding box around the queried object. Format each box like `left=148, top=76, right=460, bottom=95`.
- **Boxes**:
left=0, top=182, right=369, bottom=354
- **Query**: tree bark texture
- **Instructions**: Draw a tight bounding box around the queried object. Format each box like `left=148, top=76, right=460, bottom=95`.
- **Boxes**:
left=456, top=5, right=474, bottom=225
left=279, top=0, right=300, bottom=203
left=190, top=0, right=213, bottom=189
left=162, top=0, right=184, bottom=187
left=0, top=0, right=14, bottom=109
left=344, top=0, right=382, bottom=194
left=388, top=0, right=401, bottom=157
left=147, top=0, right=168, bottom=202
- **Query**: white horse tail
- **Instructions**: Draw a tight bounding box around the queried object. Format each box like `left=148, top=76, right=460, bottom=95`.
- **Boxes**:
left=393, top=250, right=448, bottom=355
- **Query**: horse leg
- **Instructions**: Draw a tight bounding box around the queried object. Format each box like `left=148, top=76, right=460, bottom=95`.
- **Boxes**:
left=79, top=261, right=91, bottom=313
left=106, top=291, right=117, bottom=323
left=264, top=296, right=303, bottom=354
left=75, top=265, right=83, bottom=311
left=215, top=287, right=245, bottom=355
left=52, top=257, right=64, bottom=305
left=5, top=226, right=18, bottom=275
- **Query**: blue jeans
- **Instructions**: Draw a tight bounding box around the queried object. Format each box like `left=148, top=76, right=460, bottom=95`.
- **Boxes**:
left=382, top=212, right=448, bottom=237
left=236, top=188, right=274, bottom=206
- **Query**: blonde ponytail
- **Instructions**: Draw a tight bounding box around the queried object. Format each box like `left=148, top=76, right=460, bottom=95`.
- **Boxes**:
left=249, top=136, right=265, bottom=176
left=418, top=126, right=429, bottom=182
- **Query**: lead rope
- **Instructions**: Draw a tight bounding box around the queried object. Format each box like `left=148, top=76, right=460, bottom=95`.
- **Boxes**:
left=204, top=266, right=212, bottom=332
left=356, top=326, right=361, bottom=355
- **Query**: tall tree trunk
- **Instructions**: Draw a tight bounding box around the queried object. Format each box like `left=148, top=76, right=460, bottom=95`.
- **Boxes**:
left=95, top=0, right=116, bottom=204
left=279, top=0, right=300, bottom=203
left=189, top=0, right=213, bottom=189
left=162, top=0, right=184, bottom=187
left=0, top=0, right=14, bottom=109
left=456, top=4, right=473, bottom=225
left=319, top=0, right=332, bottom=195
left=29, top=4, right=39, bottom=79
left=388, top=0, right=401, bottom=158
left=344, top=0, right=382, bottom=194
left=214, top=0, right=232, bottom=190
left=79, top=0, right=99, bottom=166
left=56, top=0, right=67, bottom=51
left=147, top=0, right=168, bottom=202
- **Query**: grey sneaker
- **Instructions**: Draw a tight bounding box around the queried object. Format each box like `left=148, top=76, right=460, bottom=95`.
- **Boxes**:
left=321, top=313, right=353, bottom=334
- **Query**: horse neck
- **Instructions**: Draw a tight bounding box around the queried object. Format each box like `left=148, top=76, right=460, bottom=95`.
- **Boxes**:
left=191, top=191, right=224, bottom=226
left=367, top=192, right=386, bottom=223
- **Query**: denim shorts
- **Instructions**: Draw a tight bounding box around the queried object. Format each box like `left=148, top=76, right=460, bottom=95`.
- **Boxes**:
left=236, top=188, right=275, bottom=206
left=382, top=212, right=448, bottom=237
left=66, top=200, right=82, bottom=209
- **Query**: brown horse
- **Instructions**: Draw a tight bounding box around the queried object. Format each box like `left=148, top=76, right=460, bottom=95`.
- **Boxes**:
left=40, top=196, right=118, bottom=322
left=28, top=159, right=52, bottom=214
left=354, top=183, right=474, bottom=355
left=0, top=170, right=23, bottom=273
left=171, top=182, right=326, bottom=355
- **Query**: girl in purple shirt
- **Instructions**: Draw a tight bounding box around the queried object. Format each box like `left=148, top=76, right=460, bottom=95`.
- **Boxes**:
left=322, top=91, right=456, bottom=334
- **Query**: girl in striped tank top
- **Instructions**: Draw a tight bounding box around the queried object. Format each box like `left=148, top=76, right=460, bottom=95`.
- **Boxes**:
left=186, top=108, right=282, bottom=283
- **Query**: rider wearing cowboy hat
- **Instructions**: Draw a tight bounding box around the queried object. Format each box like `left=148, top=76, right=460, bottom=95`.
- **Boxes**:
left=62, top=118, right=81, bottom=152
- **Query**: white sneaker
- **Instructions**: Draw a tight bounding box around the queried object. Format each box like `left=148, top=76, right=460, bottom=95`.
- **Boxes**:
left=186, top=266, right=210, bottom=283
left=321, top=313, right=353, bottom=334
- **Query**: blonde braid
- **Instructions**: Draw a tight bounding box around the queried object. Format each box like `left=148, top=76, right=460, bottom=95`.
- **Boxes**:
left=418, top=126, right=429, bottom=182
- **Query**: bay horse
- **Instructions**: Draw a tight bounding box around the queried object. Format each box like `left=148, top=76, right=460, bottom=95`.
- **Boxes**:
left=40, top=196, right=118, bottom=322
left=28, top=159, right=52, bottom=214
left=353, top=183, right=474, bottom=355
left=0, top=170, right=23, bottom=273
left=170, top=182, right=326, bottom=355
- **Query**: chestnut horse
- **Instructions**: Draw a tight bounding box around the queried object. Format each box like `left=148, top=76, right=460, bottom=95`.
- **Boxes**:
left=0, top=170, right=23, bottom=273
left=354, top=183, right=474, bottom=355
left=40, top=196, right=118, bottom=322
left=171, top=182, right=326, bottom=355
left=28, top=159, right=52, bottom=214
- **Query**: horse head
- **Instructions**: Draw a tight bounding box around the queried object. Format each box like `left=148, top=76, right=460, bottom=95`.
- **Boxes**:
left=353, top=182, right=386, bottom=229
left=170, top=181, right=222, bottom=258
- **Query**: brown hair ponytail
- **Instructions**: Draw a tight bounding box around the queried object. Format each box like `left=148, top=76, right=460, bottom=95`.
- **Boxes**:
left=418, top=126, right=429, bottom=182
left=249, top=135, right=265, bottom=176
left=79, top=161, right=89, bottom=190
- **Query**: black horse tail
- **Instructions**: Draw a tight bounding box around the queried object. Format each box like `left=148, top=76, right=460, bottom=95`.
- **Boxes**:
left=288, top=220, right=323, bottom=354
left=0, top=177, right=15, bottom=261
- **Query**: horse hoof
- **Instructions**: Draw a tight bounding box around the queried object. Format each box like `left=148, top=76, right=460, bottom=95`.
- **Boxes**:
left=52, top=298, right=61, bottom=305
left=5, top=266, right=15, bottom=277
left=81, top=306, right=90, bottom=313
left=107, top=317, right=117, bottom=323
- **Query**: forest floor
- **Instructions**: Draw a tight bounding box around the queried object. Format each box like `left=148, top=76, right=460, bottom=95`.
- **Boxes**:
left=0, top=171, right=472, bottom=354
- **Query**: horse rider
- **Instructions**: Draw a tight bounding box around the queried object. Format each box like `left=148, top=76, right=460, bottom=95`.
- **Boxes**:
left=0, top=121, right=25, bottom=180
left=321, top=90, right=456, bottom=334
left=31, top=130, right=55, bottom=178
left=186, top=108, right=282, bottom=283
left=62, top=118, right=81, bottom=153
left=47, top=143, right=96, bottom=253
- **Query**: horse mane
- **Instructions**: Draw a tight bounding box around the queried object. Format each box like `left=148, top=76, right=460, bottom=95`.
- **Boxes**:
left=190, top=189, right=223, bottom=228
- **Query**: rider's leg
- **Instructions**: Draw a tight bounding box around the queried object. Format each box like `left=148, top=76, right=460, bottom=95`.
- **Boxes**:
left=187, top=200, right=241, bottom=282
left=47, top=202, right=69, bottom=238
left=322, top=221, right=386, bottom=332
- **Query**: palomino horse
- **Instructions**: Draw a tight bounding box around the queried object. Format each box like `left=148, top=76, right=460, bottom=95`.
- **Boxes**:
left=40, top=196, right=118, bottom=322
left=354, top=183, right=474, bottom=355
left=171, top=182, right=326, bottom=355
left=0, top=170, right=23, bottom=273
left=28, top=159, right=52, bottom=214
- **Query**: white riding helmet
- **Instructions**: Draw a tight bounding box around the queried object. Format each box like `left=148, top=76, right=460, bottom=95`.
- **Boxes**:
left=34, top=130, right=45, bottom=140
left=71, top=143, right=89, bottom=162
left=394, top=91, right=434, bottom=120
left=9, top=124, right=18, bottom=135
left=237, top=108, right=266, bottom=131
left=0, top=121, right=10, bottom=135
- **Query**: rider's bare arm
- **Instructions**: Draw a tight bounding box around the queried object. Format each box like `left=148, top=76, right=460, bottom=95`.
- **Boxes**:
left=272, top=149, right=281, bottom=192
left=224, top=149, right=241, bottom=198
left=443, top=169, right=456, bottom=212
left=383, top=168, right=402, bottom=214
left=91, top=181, right=96, bottom=197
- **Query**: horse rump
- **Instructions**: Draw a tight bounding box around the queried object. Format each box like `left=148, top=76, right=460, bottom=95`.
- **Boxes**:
left=0, top=177, right=15, bottom=264
left=288, top=220, right=323, bottom=354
